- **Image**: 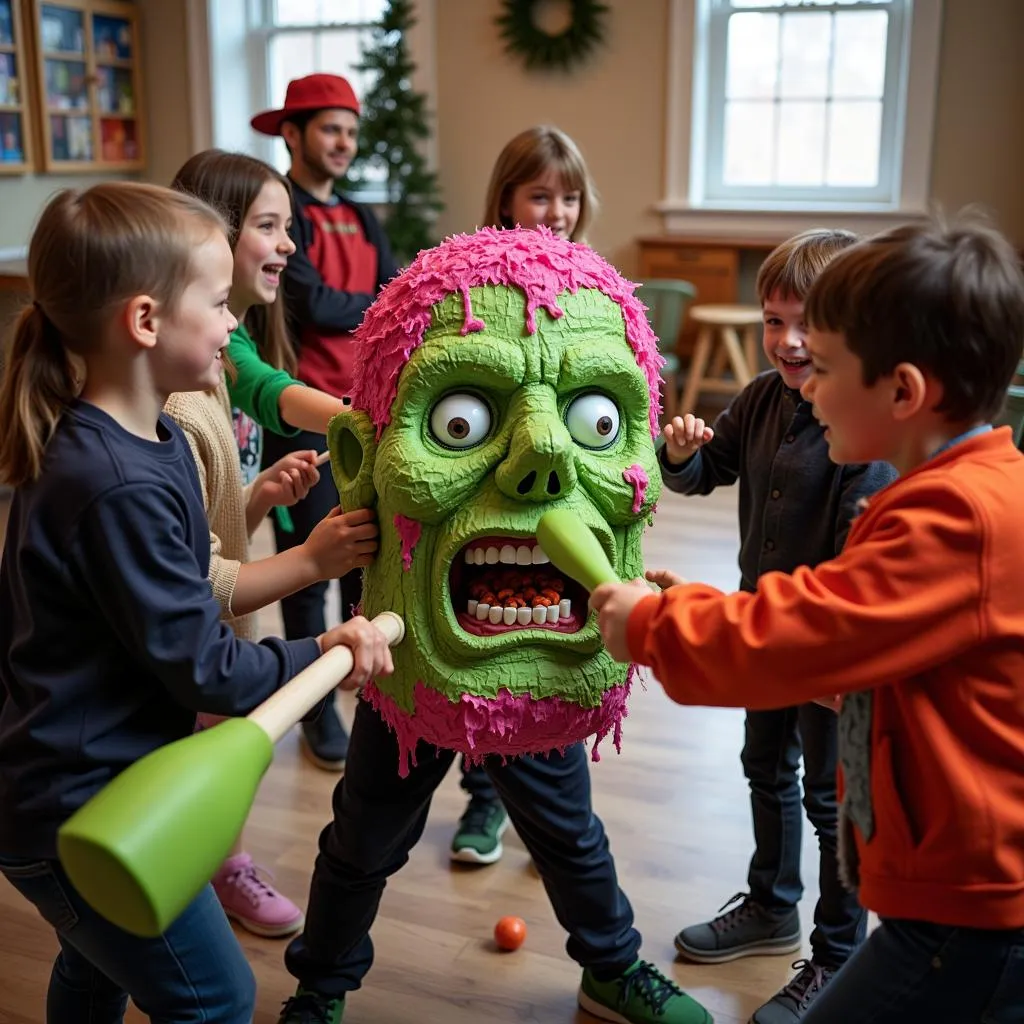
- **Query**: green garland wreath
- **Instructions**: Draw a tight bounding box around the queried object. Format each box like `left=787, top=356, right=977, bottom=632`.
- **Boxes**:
left=496, top=0, right=609, bottom=72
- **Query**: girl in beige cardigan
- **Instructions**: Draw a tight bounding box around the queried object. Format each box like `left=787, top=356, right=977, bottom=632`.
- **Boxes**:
left=166, top=151, right=378, bottom=937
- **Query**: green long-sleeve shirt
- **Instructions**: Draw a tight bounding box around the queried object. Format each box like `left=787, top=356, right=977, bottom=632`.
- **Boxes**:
left=225, top=323, right=301, bottom=438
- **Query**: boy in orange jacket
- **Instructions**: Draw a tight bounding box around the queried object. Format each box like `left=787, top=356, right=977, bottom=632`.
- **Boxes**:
left=591, top=218, right=1024, bottom=1023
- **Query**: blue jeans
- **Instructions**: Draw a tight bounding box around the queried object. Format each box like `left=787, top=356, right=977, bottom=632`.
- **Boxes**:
left=803, top=918, right=1024, bottom=1022
left=742, top=702, right=866, bottom=966
left=285, top=699, right=640, bottom=995
left=0, top=855, right=255, bottom=1023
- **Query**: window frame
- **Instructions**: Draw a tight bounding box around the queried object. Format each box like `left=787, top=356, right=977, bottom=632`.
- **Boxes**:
left=659, top=0, right=943, bottom=233
left=703, top=0, right=908, bottom=205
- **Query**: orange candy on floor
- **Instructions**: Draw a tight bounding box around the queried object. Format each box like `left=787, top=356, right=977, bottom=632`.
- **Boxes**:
left=494, top=915, right=527, bottom=951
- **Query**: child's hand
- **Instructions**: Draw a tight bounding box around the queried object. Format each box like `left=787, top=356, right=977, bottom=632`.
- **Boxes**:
left=662, top=414, right=714, bottom=466
left=645, top=567, right=687, bottom=590
left=304, top=507, right=379, bottom=580
left=253, top=450, right=320, bottom=508
left=318, top=615, right=395, bottom=689
left=589, top=580, right=655, bottom=662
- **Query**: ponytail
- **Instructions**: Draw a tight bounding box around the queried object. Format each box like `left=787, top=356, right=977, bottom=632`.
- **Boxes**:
left=0, top=303, right=79, bottom=487
left=0, top=182, right=224, bottom=487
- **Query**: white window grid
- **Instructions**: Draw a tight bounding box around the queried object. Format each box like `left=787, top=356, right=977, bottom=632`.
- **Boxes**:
left=701, top=0, right=910, bottom=205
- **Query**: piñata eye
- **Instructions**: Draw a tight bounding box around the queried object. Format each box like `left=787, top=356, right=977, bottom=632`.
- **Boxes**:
left=565, top=393, right=620, bottom=450
left=430, top=393, right=492, bottom=449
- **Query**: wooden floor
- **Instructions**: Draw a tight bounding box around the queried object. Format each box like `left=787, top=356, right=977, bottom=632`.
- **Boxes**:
left=0, top=486, right=838, bottom=1024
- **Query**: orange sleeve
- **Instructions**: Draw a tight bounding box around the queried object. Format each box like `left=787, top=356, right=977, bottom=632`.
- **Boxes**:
left=627, top=483, right=985, bottom=708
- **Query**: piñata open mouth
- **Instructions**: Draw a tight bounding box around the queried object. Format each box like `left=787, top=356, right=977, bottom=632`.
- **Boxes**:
left=449, top=536, right=587, bottom=637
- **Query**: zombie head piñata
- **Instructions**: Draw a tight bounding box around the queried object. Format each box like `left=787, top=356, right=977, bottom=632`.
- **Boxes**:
left=328, top=226, right=663, bottom=774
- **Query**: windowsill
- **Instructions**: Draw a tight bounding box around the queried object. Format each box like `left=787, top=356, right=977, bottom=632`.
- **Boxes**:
left=654, top=199, right=930, bottom=238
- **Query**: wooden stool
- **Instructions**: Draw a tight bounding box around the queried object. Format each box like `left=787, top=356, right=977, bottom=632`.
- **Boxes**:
left=679, top=304, right=762, bottom=415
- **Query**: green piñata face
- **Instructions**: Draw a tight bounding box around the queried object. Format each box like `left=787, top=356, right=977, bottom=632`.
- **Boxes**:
left=330, top=271, right=661, bottom=770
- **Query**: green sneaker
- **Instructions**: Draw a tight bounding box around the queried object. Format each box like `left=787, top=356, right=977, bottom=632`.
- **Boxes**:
left=277, top=986, right=344, bottom=1024
left=450, top=795, right=509, bottom=864
left=578, top=960, right=713, bottom=1023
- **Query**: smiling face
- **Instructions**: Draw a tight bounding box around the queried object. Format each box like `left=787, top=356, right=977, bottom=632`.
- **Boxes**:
left=154, top=231, right=238, bottom=394
left=329, top=275, right=661, bottom=769
left=802, top=326, right=891, bottom=466
left=286, top=108, right=359, bottom=185
left=762, top=290, right=813, bottom=390
left=502, top=169, right=581, bottom=240
left=230, top=180, right=296, bottom=315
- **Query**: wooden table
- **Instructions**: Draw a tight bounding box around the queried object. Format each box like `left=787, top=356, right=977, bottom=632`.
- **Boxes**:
left=0, top=258, right=29, bottom=293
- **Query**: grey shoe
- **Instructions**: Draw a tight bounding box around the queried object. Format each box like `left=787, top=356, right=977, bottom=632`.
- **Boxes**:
left=674, top=893, right=801, bottom=964
left=749, top=959, right=836, bottom=1023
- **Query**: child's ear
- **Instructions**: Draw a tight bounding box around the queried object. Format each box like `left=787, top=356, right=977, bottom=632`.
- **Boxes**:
left=891, top=362, right=931, bottom=420
left=124, top=295, right=159, bottom=350
left=327, top=409, right=379, bottom=510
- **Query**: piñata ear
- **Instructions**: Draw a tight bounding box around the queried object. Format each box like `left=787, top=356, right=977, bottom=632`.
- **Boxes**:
left=327, top=409, right=378, bottom=511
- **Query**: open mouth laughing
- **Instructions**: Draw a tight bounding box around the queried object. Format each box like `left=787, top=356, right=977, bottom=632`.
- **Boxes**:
left=448, top=535, right=588, bottom=637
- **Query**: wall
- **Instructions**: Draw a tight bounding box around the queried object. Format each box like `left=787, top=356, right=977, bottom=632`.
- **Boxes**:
left=929, top=0, right=1024, bottom=240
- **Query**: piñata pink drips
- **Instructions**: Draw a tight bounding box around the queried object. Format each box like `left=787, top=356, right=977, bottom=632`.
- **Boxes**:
left=362, top=677, right=632, bottom=777
left=392, top=514, right=422, bottom=571
left=622, top=463, right=650, bottom=515
left=348, top=226, right=664, bottom=439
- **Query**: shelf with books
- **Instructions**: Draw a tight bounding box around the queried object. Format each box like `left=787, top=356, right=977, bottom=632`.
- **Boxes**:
left=0, top=0, right=35, bottom=173
left=30, top=0, right=144, bottom=171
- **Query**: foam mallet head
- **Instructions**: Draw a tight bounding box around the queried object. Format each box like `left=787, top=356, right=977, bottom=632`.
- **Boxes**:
left=536, top=509, right=619, bottom=591
left=57, top=611, right=404, bottom=937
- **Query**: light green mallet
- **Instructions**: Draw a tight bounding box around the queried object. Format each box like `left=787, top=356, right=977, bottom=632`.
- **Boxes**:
left=536, top=509, right=619, bottom=590
left=57, top=611, right=404, bottom=938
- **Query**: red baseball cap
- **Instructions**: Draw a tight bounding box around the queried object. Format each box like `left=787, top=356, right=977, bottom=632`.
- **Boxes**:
left=251, top=73, right=361, bottom=137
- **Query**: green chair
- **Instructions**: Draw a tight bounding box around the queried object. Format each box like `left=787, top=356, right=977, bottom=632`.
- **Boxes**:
left=637, top=279, right=697, bottom=420
left=998, top=383, right=1024, bottom=450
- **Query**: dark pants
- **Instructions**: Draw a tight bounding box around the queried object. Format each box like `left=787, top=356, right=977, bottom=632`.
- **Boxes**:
left=803, top=918, right=1024, bottom=1023
left=262, top=428, right=362, bottom=637
left=0, top=855, right=254, bottom=1023
left=285, top=699, right=641, bottom=995
left=742, top=702, right=866, bottom=967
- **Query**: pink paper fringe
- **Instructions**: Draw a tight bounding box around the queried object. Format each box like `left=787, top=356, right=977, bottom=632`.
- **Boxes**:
left=362, top=666, right=638, bottom=777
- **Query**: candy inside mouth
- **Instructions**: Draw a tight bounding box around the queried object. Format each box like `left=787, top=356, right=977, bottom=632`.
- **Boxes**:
left=449, top=536, right=586, bottom=636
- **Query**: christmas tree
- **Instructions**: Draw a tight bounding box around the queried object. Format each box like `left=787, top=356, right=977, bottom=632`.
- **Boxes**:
left=348, top=0, right=444, bottom=263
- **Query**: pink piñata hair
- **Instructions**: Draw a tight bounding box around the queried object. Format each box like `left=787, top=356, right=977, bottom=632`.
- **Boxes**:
left=349, top=226, right=664, bottom=438
left=362, top=675, right=633, bottom=777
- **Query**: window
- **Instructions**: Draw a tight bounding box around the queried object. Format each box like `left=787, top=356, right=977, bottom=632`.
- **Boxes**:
left=705, top=0, right=906, bottom=204
left=254, top=0, right=388, bottom=182
left=660, top=0, right=943, bottom=227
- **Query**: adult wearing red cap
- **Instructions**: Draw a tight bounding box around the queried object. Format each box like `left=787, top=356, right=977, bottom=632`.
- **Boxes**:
left=252, top=74, right=398, bottom=773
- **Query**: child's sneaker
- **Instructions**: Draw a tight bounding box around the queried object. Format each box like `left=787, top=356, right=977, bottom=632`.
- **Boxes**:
left=277, top=986, right=344, bottom=1024
left=674, top=893, right=800, bottom=964
left=212, top=853, right=305, bottom=938
left=749, top=959, right=836, bottom=1023
left=578, top=959, right=713, bottom=1023
left=449, top=795, right=509, bottom=864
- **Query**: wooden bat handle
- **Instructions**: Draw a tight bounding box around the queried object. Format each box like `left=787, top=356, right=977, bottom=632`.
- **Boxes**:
left=247, top=612, right=404, bottom=743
